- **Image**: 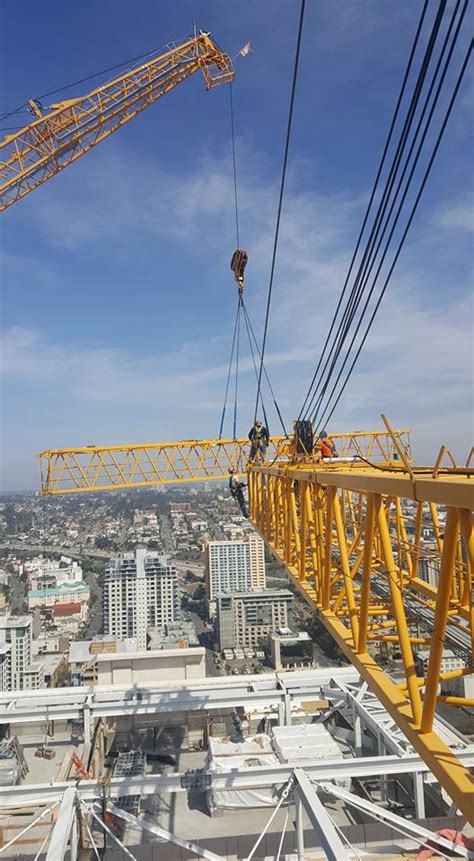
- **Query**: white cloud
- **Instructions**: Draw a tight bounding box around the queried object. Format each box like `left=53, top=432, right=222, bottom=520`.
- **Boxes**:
left=2, top=141, right=473, bottom=485
left=436, top=200, right=474, bottom=233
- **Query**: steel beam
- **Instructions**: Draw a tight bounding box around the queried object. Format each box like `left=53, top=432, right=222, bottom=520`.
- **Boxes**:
left=0, top=667, right=359, bottom=726
left=294, top=769, right=350, bottom=861
left=3, top=750, right=474, bottom=808
left=318, top=782, right=469, bottom=858
left=45, top=787, right=77, bottom=861
left=105, top=802, right=224, bottom=861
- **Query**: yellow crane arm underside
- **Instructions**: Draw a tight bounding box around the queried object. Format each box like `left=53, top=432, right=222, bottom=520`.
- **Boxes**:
left=38, top=429, right=412, bottom=495
left=0, top=32, right=234, bottom=211
left=249, top=463, right=474, bottom=820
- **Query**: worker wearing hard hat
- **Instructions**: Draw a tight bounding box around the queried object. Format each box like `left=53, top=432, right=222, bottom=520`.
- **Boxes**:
left=248, top=420, right=269, bottom=463
left=316, top=430, right=338, bottom=460
left=228, top=468, right=248, bottom=518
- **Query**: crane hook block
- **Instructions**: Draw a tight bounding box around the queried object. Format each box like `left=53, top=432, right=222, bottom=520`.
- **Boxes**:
left=231, top=249, right=248, bottom=294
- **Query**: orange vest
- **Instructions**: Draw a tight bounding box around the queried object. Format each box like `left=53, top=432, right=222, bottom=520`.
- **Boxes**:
left=320, top=439, right=335, bottom=458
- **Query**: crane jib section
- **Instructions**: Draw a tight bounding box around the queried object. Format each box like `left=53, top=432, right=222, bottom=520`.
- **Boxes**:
left=38, top=429, right=411, bottom=495
left=0, top=33, right=234, bottom=210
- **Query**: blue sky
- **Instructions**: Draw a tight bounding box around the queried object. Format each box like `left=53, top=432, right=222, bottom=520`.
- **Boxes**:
left=1, top=0, right=472, bottom=489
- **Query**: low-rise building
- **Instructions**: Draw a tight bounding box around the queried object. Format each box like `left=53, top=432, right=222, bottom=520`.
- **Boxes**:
left=96, top=647, right=206, bottom=685
left=217, top=589, right=294, bottom=650
left=27, top=581, right=90, bottom=611
left=41, top=653, right=68, bottom=688
left=52, top=602, right=88, bottom=623
left=68, top=636, right=138, bottom=686
left=22, top=661, right=44, bottom=690
left=148, top=621, right=199, bottom=650
left=269, top=629, right=315, bottom=671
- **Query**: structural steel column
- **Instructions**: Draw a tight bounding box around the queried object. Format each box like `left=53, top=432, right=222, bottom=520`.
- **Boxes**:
left=294, top=769, right=351, bottom=861
left=421, top=508, right=459, bottom=734
left=294, top=791, right=305, bottom=861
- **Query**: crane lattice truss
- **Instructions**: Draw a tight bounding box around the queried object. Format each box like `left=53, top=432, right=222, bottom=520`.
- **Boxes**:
left=0, top=32, right=234, bottom=211
left=38, top=429, right=411, bottom=494
left=249, top=461, right=474, bottom=818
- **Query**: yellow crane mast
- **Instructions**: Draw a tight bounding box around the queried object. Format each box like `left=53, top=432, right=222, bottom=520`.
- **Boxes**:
left=0, top=32, right=234, bottom=210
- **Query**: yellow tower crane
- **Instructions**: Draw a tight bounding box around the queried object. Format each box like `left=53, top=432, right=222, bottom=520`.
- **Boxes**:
left=0, top=31, right=234, bottom=210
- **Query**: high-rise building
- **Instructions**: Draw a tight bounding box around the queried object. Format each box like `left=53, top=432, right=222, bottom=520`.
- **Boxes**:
left=217, top=589, right=294, bottom=650
left=103, top=548, right=179, bottom=650
left=0, top=643, right=12, bottom=692
left=247, top=533, right=266, bottom=589
left=0, top=616, right=32, bottom=690
left=205, top=533, right=266, bottom=612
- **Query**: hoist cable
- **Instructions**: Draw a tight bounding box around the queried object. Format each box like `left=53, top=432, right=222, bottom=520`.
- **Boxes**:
left=229, top=83, right=240, bottom=248
left=232, top=300, right=242, bottom=441
left=309, top=0, right=464, bottom=426
left=219, top=297, right=241, bottom=439
left=253, top=0, right=306, bottom=424
left=302, top=0, right=448, bottom=423
left=297, top=0, right=430, bottom=421
left=242, top=301, right=289, bottom=437
left=313, top=1, right=469, bottom=428
left=308, top=0, right=456, bottom=424
left=242, top=302, right=270, bottom=432
left=316, top=36, right=473, bottom=431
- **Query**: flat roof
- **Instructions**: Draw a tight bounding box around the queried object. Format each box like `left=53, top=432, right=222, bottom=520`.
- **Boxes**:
left=0, top=615, right=32, bottom=629
left=28, top=582, right=89, bottom=597
left=96, top=647, right=205, bottom=664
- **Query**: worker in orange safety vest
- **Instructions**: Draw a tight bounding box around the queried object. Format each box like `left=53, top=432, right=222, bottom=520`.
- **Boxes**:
left=316, top=430, right=338, bottom=459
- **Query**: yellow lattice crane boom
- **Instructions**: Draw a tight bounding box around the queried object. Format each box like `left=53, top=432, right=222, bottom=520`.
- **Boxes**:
left=0, top=32, right=234, bottom=211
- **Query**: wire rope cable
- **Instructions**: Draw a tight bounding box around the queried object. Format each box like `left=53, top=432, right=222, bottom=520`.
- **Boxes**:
left=253, top=0, right=306, bottom=424
left=241, top=299, right=270, bottom=432
left=309, top=0, right=465, bottom=427
left=219, top=297, right=242, bottom=439
left=298, top=0, right=429, bottom=420
left=317, top=35, right=472, bottom=431
left=242, top=300, right=289, bottom=436
left=232, top=299, right=242, bottom=441
left=229, top=82, right=240, bottom=247
left=302, top=0, right=449, bottom=424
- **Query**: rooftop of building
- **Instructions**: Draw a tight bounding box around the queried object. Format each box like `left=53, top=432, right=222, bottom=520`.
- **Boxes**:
left=218, top=588, right=294, bottom=600
left=148, top=621, right=200, bottom=649
left=0, top=641, right=11, bottom=656
left=23, top=661, right=44, bottom=674
left=95, top=646, right=206, bottom=664
left=68, top=637, right=138, bottom=664
left=270, top=629, right=312, bottom=642
left=0, top=615, right=32, bottom=629
left=28, top=581, right=89, bottom=597
left=52, top=602, right=82, bottom=617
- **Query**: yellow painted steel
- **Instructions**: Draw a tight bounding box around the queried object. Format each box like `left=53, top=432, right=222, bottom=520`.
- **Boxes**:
left=0, top=33, right=234, bottom=211
left=37, top=429, right=410, bottom=495
left=249, top=461, right=474, bottom=821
